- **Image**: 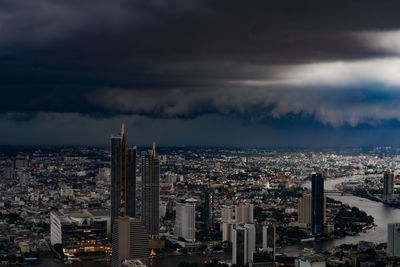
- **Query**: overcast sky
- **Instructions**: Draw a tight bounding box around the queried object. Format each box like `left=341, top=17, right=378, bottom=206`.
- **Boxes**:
left=3, top=0, right=400, bottom=146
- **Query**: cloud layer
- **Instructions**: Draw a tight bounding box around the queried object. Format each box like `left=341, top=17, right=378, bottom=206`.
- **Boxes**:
left=89, top=87, right=400, bottom=127
left=3, top=0, right=400, bottom=128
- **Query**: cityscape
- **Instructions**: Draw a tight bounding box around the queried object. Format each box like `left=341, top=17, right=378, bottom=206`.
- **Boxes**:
left=2, top=134, right=400, bottom=266
left=4, top=0, right=400, bottom=267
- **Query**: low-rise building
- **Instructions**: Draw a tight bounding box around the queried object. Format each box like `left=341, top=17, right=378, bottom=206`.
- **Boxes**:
left=50, top=210, right=110, bottom=256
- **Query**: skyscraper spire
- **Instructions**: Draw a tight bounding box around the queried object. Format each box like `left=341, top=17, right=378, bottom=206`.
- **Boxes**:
left=152, top=141, right=156, bottom=159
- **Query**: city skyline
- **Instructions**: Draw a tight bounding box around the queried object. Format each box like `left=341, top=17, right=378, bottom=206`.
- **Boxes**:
left=1, top=141, right=400, bottom=265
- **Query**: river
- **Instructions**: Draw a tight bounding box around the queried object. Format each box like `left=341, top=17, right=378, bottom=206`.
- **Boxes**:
left=280, top=175, right=399, bottom=256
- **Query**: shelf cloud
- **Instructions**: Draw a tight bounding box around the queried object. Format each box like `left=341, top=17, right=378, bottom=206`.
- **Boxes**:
left=2, top=0, right=400, bottom=140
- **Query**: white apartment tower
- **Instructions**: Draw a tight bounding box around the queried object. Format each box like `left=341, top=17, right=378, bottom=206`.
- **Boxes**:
left=175, top=198, right=197, bottom=242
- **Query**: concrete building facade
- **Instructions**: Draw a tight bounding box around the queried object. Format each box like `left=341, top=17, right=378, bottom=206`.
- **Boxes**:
left=388, top=223, right=400, bottom=257
left=175, top=198, right=197, bottom=242
left=112, top=217, right=149, bottom=267
left=235, top=204, right=254, bottom=224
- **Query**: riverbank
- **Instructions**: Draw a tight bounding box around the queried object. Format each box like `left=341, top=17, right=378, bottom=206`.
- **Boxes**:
left=345, top=188, right=400, bottom=210
left=280, top=196, right=374, bottom=249
left=334, top=174, right=400, bottom=210
left=280, top=175, right=400, bottom=257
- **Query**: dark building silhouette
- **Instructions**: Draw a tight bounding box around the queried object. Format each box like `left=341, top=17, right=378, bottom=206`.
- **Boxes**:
left=141, top=142, right=160, bottom=237
left=126, top=147, right=137, bottom=217
left=110, top=128, right=124, bottom=238
left=311, top=173, right=324, bottom=235
left=234, top=227, right=245, bottom=265
left=383, top=170, right=394, bottom=202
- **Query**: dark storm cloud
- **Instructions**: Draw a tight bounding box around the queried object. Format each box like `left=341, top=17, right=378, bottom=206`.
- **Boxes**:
left=89, top=87, right=400, bottom=127
left=3, top=0, right=400, bottom=126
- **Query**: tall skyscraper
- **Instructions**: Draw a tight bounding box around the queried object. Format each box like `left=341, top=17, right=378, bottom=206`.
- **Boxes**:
left=111, top=127, right=124, bottom=237
left=111, top=125, right=137, bottom=237
left=126, top=147, right=137, bottom=217
left=232, top=224, right=256, bottom=265
left=141, top=142, right=160, bottom=237
left=174, top=198, right=197, bottom=242
left=311, top=173, right=324, bottom=235
left=112, top=217, right=149, bottom=267
left=384, top=170, right=395, bottom=202
left=235, top=203, right=254, bottom=224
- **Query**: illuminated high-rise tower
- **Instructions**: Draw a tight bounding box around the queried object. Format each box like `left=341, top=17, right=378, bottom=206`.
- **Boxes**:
left=111, top=124, right=137, bottom=237
left=141, top=142, right=160, bottom=237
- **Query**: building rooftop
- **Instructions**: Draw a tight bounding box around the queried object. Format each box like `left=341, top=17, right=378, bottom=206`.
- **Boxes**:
left=87, top=209, right=110, bottom=217
left=69, top=212, right=91, bottom=219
